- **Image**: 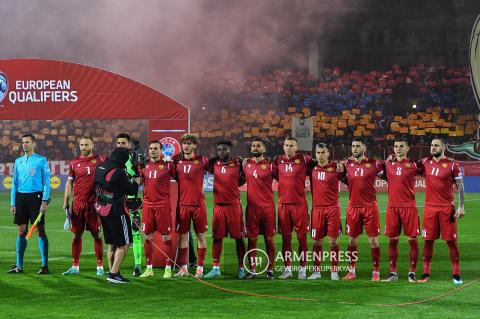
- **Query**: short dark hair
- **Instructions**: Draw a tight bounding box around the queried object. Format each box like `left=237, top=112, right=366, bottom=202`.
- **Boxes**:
left=251, top=137, right=265, bottom=145
left=432, top=137, right=446, bottom=146
left=180, top=134, right=198, bottom=144
left=80, top=136, right=94, bottom=142
left=284, top=136, right=298, bottom=143
left=148, top=140, right=161, bottom=146
left=216, top=140, right=233, bottom=147
left=116, top=133, right=131, bottom=142
left=316, top=143, right=329, bottom=151
left=352, top=137, right=365, bottom=145
left=394, top=136, right=408, bottom=146
left=22, top=134, right=35, bottom=142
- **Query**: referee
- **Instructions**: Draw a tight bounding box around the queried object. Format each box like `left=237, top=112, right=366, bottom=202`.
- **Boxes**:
left=8, top=134, right=51, bottom=274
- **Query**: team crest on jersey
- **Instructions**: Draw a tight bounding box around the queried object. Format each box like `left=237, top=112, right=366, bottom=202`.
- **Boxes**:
left=405, top=163, right=411, bottom=168
left=229, top=163, right=235, bottom=167
left=261, top=164, right=267, bottom=170
left=365, top=163, right=371, bottom=168
left=160, top=137, right=181, bottom=157
left=295, top=159, right=301, bottom=164
left=327, top=167, right=333, bottom=172
left=442, top=163, right=448, bottom=168
left=159, top=164, right=164, bottom=170
left=77, top=163, right=81, bottom=167
left=194, top=160, right=199, bottom=164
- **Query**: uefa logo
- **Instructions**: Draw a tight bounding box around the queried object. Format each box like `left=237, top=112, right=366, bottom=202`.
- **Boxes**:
left=0, top=72, right=8, bottom=104
left=160, top=137, right=181, bottom=157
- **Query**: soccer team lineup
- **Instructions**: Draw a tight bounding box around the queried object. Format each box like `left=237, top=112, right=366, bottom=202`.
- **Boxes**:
left=7, top=132, right=468, bottom=288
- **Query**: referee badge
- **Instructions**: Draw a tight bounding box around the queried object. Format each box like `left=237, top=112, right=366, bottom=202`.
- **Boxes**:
left=405, top=163, right=411, bottom=168
left=29, top=167, right=36, bottom=176
left=442, top=163, right=448, bottom=168
left=365, top=163, right=371, bottom=168
left=261, top=164, right=267, bottom=170
left=295, top=159, right=301, bottom=164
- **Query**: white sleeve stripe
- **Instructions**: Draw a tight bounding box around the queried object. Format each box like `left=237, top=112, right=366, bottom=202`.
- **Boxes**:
left=68, top=177, right=74, bottom=180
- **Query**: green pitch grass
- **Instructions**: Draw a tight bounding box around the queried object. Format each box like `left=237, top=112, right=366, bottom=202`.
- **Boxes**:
left=0, top=191, right=479, bottom=319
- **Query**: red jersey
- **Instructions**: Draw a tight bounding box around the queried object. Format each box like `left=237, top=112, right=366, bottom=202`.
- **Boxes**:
left=345, top=158, right=383, bottom=206
left=422, top=156, right=463, bottom=207
left=385, top=158, right=421, bottom=208
left=68, top=154, right=104, bottom=203
left=175, top=155, right=209, bottom=205
left=212, top=158, right=243, bottom=205
left=310, top=161, right=342, bottom=207
left=274, top=154, right=311, bottom=204
left=141, top=158, right=175, bottom=206
left=244, top=158, right=275, bottom=207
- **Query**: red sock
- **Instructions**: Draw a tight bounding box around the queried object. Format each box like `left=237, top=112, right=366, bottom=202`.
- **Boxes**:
left=265, top=238, right=275, bottom=271
left=282, top=234, right=292, bottom=267
left=408, top=239, right=418, bottom=273
left=72, top=238, right=82, bottom=267
left=235, top=239, right=246, bottom=268
left=423, top=240, right=434, bottom=274
left=177, top=247, right=188, bottom=267
left=247, top=238, right=257, bottom=270
left=388, top=238, right=399, bottom=273
left=93, top=237, right=103, bottom=267
left=331, top=244, right=339, bottom=272
left=313, top=242, right=322, bottom=272
left=297, top=233, right=308, bottom=267
left=164, top=239, right=173, bottom=267
left=212, top=238, right=223, bottom=267
left=447, top=241, right=460, bottom=275
left=347, top=244, right=357, bottom=271
left=144, top=240, right=153, bottom=265
left=371, top=246, right=380, bottom=272
left=197, top=247, right=207, bottom=267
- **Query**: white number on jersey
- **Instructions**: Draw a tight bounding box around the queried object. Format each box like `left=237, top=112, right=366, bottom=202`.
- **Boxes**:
left=354, top=167, right=364, bottom=176
left=221, top=166, right=226, bottom=174
left=149, top=170, right=157, bottom=179
left=285, top=164, right=293, bottom=173
left=183, top=165, right=191, bottom=174
left=86, top=166, right=91, bottom=175
left=396, top=167, right=402, bottom=176
left=317, top=171, right=326, bottom=180
left=253, top=170, right=258, bottom=179
left=431, top=167, right=440, bottom=176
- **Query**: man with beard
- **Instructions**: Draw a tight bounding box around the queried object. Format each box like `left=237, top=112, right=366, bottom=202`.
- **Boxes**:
left=243, top=138, right=276, bottom=280
left=343, top=137, right=383, bottom=281
left=63, top=136, right=105, bottom=276
left=418, top=138, right=465, bottom=285
left=204, top=141, right=247, bottom=279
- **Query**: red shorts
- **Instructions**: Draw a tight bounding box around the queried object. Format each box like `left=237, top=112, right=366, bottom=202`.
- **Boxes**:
left=422, top=205, right=457, bottom=241
left=278, top=203, right=309, bottom=235
left=384, top=206, right=420, bottom=238
left=71, top=202, right=101, bottom=234
left=142, top=205, right=172, bottom=235
left=246, top=205, right=276, bottom=238
left=212, top=204, right=245, bottom=239
left=311, top=206, right=342, bottom=240
left=345, top=203, right=380, bottom=238
left=176, top=204, right=208, bottom=234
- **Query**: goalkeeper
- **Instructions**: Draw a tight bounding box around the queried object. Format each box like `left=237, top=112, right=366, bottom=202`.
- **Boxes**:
left=116, top=133, right=144, bottom=277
